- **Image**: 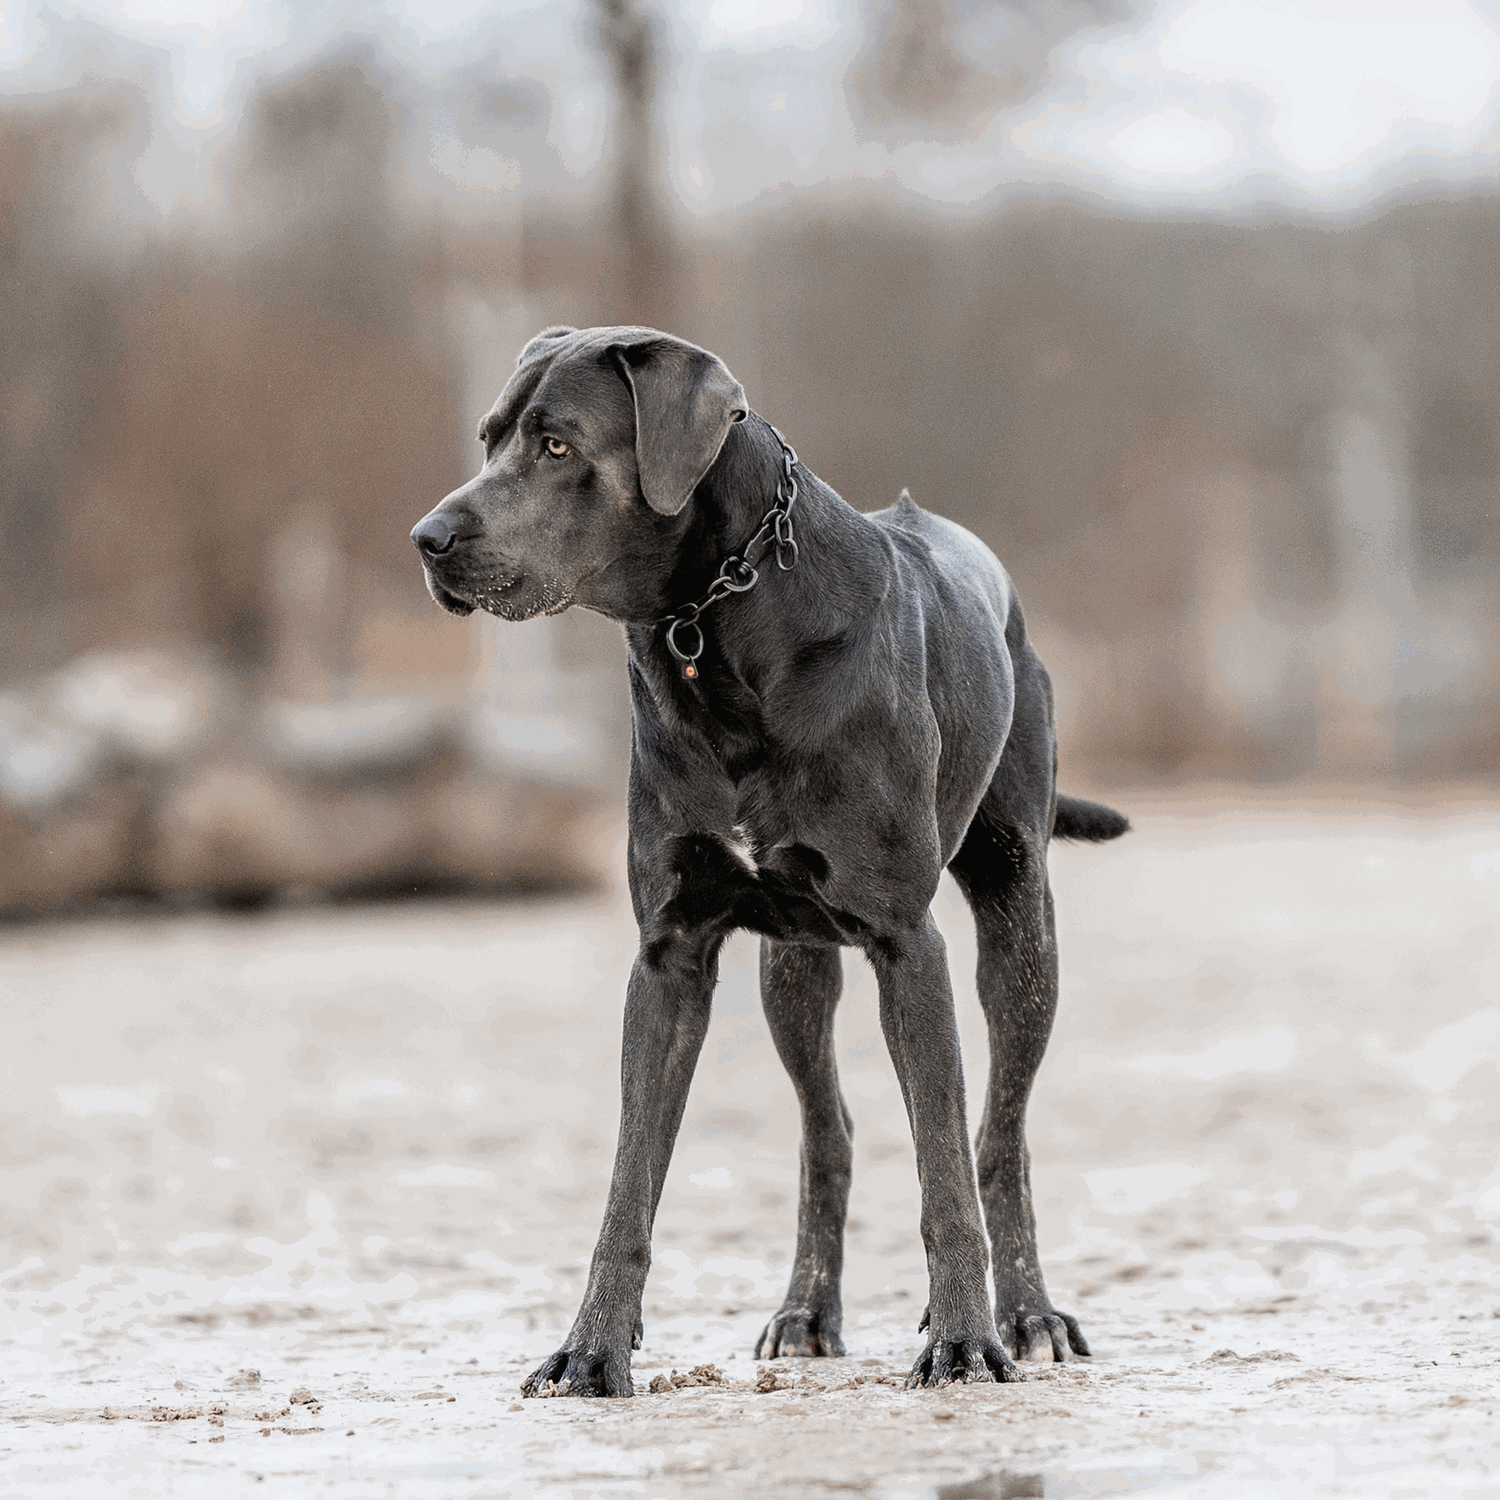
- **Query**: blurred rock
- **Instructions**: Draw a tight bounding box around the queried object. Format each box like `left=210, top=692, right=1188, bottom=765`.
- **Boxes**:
left=0, top=774, right=141, bottom=916
left=152, top=755, right=598, bottom=902
left=0, top=691, right=135, bottom=916
left=0, top=695, right=106, bottom=813
left=264, top=695, right=449, bottom=778
left=0, top=652, right=609, bottom=919
left=51, top=651, right=220, bottom=763
left=463, top=703, right=604, bottom=786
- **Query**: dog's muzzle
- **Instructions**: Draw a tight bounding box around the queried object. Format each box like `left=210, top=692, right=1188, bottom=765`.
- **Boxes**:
left=411, top=509, right=477, bottom=615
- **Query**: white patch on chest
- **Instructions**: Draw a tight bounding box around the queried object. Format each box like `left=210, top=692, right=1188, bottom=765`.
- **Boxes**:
left=721, top=826, right=759, bottom=874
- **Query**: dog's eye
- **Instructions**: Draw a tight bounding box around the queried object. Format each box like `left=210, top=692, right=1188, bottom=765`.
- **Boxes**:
left=544, top=437, right=571, bottom=459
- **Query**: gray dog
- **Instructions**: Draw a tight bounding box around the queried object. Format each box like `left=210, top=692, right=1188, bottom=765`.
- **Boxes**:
left=411, top=325, right=1128, bottom=1396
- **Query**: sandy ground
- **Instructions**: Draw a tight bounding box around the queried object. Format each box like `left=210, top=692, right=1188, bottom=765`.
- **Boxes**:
left=2, top=800, right=1499, bottom=1499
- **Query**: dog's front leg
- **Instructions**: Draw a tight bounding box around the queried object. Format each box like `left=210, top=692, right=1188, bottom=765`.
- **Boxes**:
left=872, top=913, right=1022, bottom=1388
left=756, top=939, right=852, bottom=1359
left=521, top=934, right=719, bottom=1398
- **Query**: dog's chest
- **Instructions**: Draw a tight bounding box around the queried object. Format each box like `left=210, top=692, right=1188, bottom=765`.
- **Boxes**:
left=641, top=802, right=864, bottom=947
left=720, top=824, right=760, bottom=874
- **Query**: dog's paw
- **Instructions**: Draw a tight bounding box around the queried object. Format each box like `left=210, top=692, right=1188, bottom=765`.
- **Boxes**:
left=755, top=1304, right=845, bottom=1359
left=520, top=1345, right=634, bottom=1399
left=997, top=1308, right=1090, bottom=1363
left=904, top=1335, right=1020, bottom=1389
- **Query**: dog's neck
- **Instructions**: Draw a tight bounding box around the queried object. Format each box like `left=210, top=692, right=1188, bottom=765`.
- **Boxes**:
left=635, top=414, right=884, bottom=698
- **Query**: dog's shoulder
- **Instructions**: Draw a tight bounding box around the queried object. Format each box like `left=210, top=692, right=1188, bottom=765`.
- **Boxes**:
left=865, top=487, right=925, bottom=531
left=867, top=489, right=987, bottom=553
left=866, top=490, right=1011, bottom=604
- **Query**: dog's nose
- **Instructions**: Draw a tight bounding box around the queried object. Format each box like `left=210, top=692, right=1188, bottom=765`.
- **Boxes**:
left=411, top=512, right=457, bottom=558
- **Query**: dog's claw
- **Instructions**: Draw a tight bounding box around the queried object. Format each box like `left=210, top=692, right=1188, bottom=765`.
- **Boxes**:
left=997, top=1308, right=1090, bottom=1363
left=905, top=1335, right=1020, bottom=1389
left=755, top=1305, right=845, bottom=1359
left=520, top=1345, right=634, bottom=1398
left=1058, top=1311, right=1091, bottom=1358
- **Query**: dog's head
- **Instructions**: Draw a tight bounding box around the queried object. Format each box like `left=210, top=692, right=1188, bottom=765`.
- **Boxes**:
left=411, top=325, right=747, bottom=621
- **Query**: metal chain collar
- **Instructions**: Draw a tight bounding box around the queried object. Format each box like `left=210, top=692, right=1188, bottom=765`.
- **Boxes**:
left=660, top=420, right=800, bottom=681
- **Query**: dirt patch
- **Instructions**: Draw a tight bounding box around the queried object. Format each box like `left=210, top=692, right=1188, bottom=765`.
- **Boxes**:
left=650, top=1363, right=729, bottom=1392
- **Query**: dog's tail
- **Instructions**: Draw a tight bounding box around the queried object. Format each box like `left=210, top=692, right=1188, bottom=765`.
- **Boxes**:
left=1053, top=793, right=1130, bottom=843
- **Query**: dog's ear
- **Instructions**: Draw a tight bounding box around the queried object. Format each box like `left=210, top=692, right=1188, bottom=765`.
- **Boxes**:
left=610, top=337, right=747, bottom=516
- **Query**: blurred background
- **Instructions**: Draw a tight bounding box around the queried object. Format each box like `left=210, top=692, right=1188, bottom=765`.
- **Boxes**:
left=2, top=0, right=1498, bottom=916
left=3, top=15, right=1499, bottom=1489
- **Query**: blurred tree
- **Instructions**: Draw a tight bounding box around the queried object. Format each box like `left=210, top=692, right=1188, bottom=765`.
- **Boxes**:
left=0, top=87, right=144, bottom=681
left=221, top=49, right=412, bottom=332
left=13, top=52, right=465, bottom=681
left=847, top=0, right=1141, bottom=141
left=144, top=50, right=460, bottom=676
left=592, top=0, right=676, bottom=328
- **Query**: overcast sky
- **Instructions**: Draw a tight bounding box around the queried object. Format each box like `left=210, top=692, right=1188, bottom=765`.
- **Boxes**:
left=2, top=0, right=1498, bottom=215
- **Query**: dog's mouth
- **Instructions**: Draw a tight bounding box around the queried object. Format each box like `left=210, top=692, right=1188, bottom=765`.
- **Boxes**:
left=473, top=579, right=573, bottom=621
left=424, top=562, right=574, bottom=623
left=424, top=566, right=522, bottom=618
left=429, top=581, right=476, bottom=617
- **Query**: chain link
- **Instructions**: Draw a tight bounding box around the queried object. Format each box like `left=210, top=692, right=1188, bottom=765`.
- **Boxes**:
left=660, top=421, right=800, bottom=680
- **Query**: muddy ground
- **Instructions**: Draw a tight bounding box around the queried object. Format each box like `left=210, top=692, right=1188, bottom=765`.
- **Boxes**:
left=3, top=798, right=1498, bottom=1498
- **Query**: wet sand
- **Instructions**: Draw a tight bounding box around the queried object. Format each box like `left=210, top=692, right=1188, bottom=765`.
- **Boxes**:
left=3, top=803, right=1498, bottom=1498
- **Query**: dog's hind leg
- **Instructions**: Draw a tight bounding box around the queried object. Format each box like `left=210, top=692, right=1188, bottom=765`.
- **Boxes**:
left=755, top=939, right=852, bottom=1358
left=948, top=795, right=1090, bottom=1364
left=871, top=912, right=1019, bottom=1387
